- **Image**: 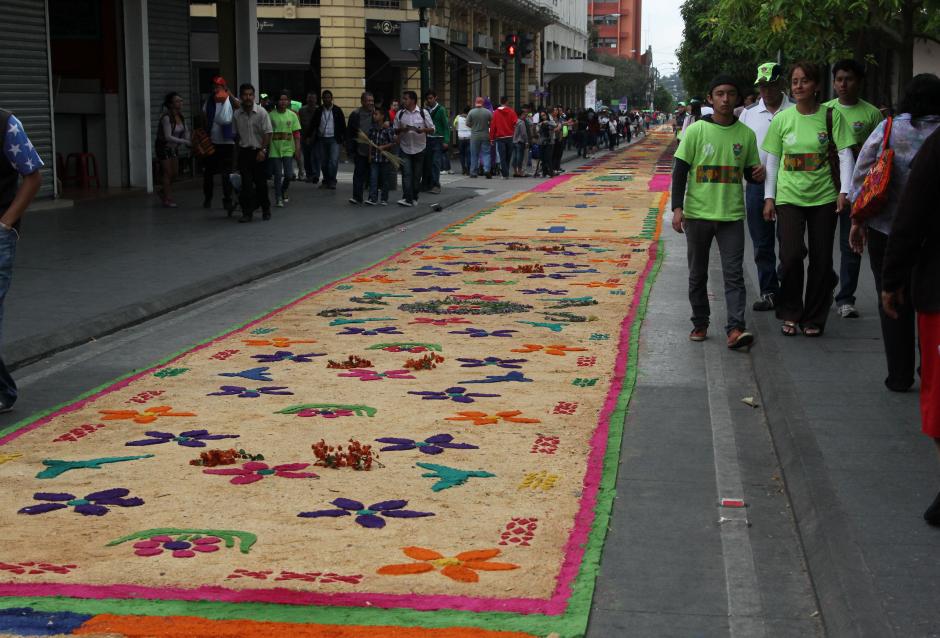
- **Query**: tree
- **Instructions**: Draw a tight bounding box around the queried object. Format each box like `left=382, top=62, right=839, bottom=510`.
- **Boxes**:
left=677, top=0, right=757, bottom=100
left=653, top=84, right=675, bottom=112
left=593, top=53, right=651, bottom=107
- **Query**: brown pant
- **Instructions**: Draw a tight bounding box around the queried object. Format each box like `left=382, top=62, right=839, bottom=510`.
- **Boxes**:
left=775, top=202, right=839, bottom=330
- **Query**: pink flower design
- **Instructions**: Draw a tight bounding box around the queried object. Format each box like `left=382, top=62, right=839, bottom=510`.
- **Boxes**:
left=203, top=461, right=319, bottom=485
left=337, top=369, right=416, bottom=381
left=133, top=535, right=222, bottom=558
left=296, top=408, right=355, bottom=418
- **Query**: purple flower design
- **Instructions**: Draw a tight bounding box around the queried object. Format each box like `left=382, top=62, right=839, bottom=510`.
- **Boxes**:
left=298, top=498, right=434, bottom=529
left=463, top=249, right=500, bottom=254
left=251, top=351, right=326, bottom=363
left=408, top=386, right=501, bottom=403
left=518, top=288, right=569, bottom=295
left=456, top=357, right=527, bottom=369
left=338, top=368, right=415, bottom=381
left=526, top=273, right=576, bottom=280
left=125, top=429, right=240, bottom=448
left=448, top=328, right=518, bottom=338
left=19, top=488, right=144, bottom=516
left=414, top=266, right=459, bottom=277
left=376, top=433, right=478, bottom=455
left=338, top=326, right=403, bottom=336
left=459, top=371, right=534, bottom=384
left=409, top=286, right=460, bottom=293
left=543, top=262, right=590, bottom=269
left=208, top=385, right=294, bottom=398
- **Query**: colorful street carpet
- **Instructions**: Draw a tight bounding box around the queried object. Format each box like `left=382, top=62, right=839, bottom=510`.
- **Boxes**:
left=0, top=131, right=674, bottom=638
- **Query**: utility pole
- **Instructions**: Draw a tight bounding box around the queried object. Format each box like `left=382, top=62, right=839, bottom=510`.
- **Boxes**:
left=414, top=0, right=435, bottom=97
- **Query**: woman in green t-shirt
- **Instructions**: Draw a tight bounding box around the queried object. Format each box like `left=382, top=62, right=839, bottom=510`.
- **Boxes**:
left=762, top=62, right=856, bottom=337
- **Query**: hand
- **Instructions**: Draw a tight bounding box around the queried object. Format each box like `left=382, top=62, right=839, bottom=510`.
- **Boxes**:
left=763, top=199, right=777, bottom=222
left=751, top=164, right=766, bottom=182
left=836, top=193, right=849, bottom=213
left=882, top=289, right=904, bottom=320
left=671, top=208, right=685, bottom=234
left=442, top=143, right=449, bottom=150
left=256, top=150, right=267, bottom=163
left=849, top=223, right=867, bottom=255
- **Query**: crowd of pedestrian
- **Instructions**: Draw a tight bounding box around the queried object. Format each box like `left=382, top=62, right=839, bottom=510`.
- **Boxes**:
left=670, top=60, right=940, bottom=526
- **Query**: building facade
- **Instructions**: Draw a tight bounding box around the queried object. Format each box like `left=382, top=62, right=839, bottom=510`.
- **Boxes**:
left=539, top=0, right=613, bottom=108
left=589, top=0, right=642, bottom=61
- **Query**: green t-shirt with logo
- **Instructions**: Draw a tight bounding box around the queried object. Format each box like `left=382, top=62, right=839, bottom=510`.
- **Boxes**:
left=674, top=119, right=760, bottom=221
left=762, top=106, right=855, bottom=207
left=823, top=98, right=883, bottom=147
left=269, top=109, right=301, bottom=158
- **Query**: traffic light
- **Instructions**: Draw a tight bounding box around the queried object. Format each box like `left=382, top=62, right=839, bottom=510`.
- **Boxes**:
left=504, top=34, right=518, bottom=59
left=519, top=33, right=533, bottom=58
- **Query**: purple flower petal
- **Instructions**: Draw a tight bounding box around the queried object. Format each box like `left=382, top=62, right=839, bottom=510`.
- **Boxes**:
left=382, top=509, right=435, bottom=519
left=331, top=498, right=365, bottom=511
left=198, top=434, right=239, bottom=440
left=437, top=442, right=479, bottom=450
left=418, top=445, right=444, bottom=454
left=18, top=503, right=68, bottom=515
left=179, top=429, right=210, bottom=438
left=375, top=437, right=415, bottom=445
left=125, top=438, right=168, bottom=446
left=298, top=509, right=351, bottom=518
left=85, top=488, right=130, bottom=501
left=451, top=395, right=474, bottom=403
left=445, top=387, right=467, bottom=394
left=102, top=497, right=145, bottom=508
left=73, top=503, right=110, bottom=516
left=424, top=434, right=454, bottom=444
left=378, top=444, right=416, bottom=452
left=369, top=500, right=407, bottom=511
left=178, top=439, right=206, bottom=448
left=355, top=514, right=386, bottom=528
left=142, top=431, right=175, bottom=439
left=33, top=492, right=75, bottom=502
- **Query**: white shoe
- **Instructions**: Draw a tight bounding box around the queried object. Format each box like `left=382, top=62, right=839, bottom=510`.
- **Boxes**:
left=838, top=304, right=859, bottom=318
left=397, top=198, right=411, bottom=207
left=283, top=195, right=290, bottom=203
left=380, top=201, right=388, bottom=206
left=348, top=198, right=361, bottom=205
left=275, top=199, right=284, bottom=208
left=364, top=199, right=376, bottom=206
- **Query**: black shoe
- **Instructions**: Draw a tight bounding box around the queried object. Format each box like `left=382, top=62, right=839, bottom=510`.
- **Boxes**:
left=924, top=491, right=940, bottom=526
left=238, top=215, right=252, bottom=223
left=262, top=210, right=271, bottom=221
left=752, top=293, right=776, bottom=312
left=485, top=172, right=492, bottom=179
left=884, top=377, right=914, bottom=392
left=202, top=198, right=211, bottom=209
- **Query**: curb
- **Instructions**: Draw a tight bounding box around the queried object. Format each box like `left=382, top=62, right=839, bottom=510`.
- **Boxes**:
left=7, top=189, right=475, bottom=371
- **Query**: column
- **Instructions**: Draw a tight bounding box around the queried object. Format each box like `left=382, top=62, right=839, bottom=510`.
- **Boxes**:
left=235, top=0, right=259, bottom=91
left=123, top=0, right=152, bottom=191
left=319, top=0, right=365, bottom=113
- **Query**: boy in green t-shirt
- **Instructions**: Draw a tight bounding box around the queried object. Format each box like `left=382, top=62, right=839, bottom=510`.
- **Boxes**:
left=822, top=59, right=884, bottom=319
left=269, top=90, right=302, bottom=207
left=671, top=75, right=763, bottom=350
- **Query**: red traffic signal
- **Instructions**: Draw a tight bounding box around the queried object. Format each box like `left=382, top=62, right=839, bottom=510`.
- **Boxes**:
left=505, top=34, right=519, bottom=59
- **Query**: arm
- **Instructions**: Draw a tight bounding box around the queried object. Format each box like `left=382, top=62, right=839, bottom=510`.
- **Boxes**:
left=670, top=158, right=691, bottom=233
left=763, top=152, right=780, bottom=221
left=836, top=147, right=854, bottom=212
left=161, top=116, right=189, bottom=146
left=0, top=171, right=40, bottom=228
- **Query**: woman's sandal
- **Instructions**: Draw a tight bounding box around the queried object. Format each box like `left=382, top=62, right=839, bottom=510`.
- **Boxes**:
left=781, top=321, right=798, bottom=336
left=803, top=325, right=823, bottom=337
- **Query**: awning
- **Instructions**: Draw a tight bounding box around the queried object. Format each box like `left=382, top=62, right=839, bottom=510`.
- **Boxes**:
left=190, top=33, right=318, bottom=67
left=543, top=59, right=615, bottom=85
left=434, top=41, right=501, bottom=73
left=367, top=35, right=419, bottom=66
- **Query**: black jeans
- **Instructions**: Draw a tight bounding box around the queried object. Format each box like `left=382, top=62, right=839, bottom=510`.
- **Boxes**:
left=868, top=228, right=916, bottom=386
left=684, top=219, right=747, bottom=334
left=745, top=182, right=779, bottom=297
left=400, top=151, right=424, bottom=203
left=237, top=147, right=270, bottom=216
left=775, top=202, right=839, bottom=329
left=352, top=154, right=370, bottom=202
left=202, top=143, right=234, bottom=207
left=552, top=140, right=564, bottom=171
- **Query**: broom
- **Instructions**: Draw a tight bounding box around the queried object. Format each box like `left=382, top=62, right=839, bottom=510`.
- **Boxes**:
left=356, top=130, right=403, bottom=169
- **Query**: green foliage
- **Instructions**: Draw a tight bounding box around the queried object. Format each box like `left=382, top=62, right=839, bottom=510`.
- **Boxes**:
left=653, top=84, right=675, bottom=112
left=594, top=53, right=651, bottom=106
left=677, top=0, right=758, bottom=99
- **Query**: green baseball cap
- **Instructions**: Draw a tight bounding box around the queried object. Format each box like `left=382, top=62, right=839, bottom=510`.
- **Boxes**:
left=755, top=62, right=783, bottom=85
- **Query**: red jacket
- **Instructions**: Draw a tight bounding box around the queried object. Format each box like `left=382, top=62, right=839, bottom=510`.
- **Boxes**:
left=490, top=106, right=518, bottom=140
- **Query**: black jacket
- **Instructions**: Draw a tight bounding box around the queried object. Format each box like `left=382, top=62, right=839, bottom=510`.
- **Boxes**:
left=883, top=127, right=940, bottom=312
left=304, top=105, right=346, bottom=144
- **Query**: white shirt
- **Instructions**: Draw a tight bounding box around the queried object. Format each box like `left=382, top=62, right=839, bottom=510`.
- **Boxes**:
left=739, top=95, right=795, bottom=165
left=393, top=106, right=435, bottom=155
left=319, top=106, right=335, bottom=137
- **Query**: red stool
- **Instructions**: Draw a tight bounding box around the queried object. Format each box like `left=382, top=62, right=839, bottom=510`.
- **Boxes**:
left=65, top=153, right=101, bottom=189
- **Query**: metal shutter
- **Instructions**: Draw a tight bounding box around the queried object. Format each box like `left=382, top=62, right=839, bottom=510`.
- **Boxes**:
left=0, top=0, right=55, bottom=198
left=148, top=0, right=191, bottom=144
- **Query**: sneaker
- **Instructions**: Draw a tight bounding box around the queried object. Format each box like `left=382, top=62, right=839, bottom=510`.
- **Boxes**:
left=727, top=328, right=754, bottom=350
left=275, top=199, right=284, bottom=208
left=364, top=199, right=376, bottom=206
left=0, top=403, right=13, bottom=414
left=485, top=172, right=492, bottom=179
left=318, top=183, right=328, bottom=189
left=752, top=293, right=776, bottom=312
left=397, top=198, right=413, bottom=207
left=238, top=214, right=252, bottom=223
left=283, top=194, right=290, bottom=203
left=838, top=304, right=859, bottom=318
left=348, top=198, right=361, bottom=205
left=430, top=186, right=441, bottom=194
left=689, top=327, right=708, bottom=342
left=380, top=201, right=388, bottom=206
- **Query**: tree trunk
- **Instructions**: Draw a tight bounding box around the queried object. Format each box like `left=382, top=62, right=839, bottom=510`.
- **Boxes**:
left=897, top=0, right=916, bottom=100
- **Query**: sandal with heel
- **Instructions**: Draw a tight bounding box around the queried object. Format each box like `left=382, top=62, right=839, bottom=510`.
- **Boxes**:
left=781, top=321, right=798, bottom=336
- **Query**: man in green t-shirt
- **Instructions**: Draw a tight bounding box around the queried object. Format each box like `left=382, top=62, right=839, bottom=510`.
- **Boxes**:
left=823, top=59, right=883, bottom=319
left=671, top=75, right=762, bottom=350
left=269, top=90, right=302, bottom=208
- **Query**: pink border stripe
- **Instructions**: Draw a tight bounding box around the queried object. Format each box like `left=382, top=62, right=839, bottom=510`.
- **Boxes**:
left=530, top=174, right=574, bottom=192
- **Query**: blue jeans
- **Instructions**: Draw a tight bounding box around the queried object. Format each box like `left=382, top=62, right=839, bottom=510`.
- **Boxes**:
left=400, top=151, right=424, bottom=203
left=302, top=139, right=318, bottom=181
left=469, top=138, right=491, bottom=174
left=512, top=142, right=526, bottom=170
left=836, top=208, right=861, bottom=306
left=495, top=137, right=513, bottom=177
left=369, top=161, right=391, bottom=202
left=458, top=139, right=470, bottom=173
left=352, top=154, right=370, bottom=201
left=745, top=181, right=779, bottom=297
left=316, top=137, right=339, bottom=185
left=271, top=156, right=293, bottom=201
left=422, top=136, right=443, bottom=189
left=0, top=228, right=18, bottom=407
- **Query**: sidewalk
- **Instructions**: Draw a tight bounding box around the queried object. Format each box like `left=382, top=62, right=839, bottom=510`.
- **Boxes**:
left=4, top=144, right=595, bottom=369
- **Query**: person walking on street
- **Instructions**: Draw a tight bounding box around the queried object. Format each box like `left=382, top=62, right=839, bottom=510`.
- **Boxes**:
left=366, top=108, right=395, bottom=206
left=512, top=105, right=530, bottom=177
left=552, top=106, right=567, bottom=172
left=232, top=83, right=273, bottom=222
left=739, top=62, right=794, bottom=312
left=467, top=97, right=493, bottom=179
left=298, top=92, right=319, bottom=183
left=537, top=107, right=558, bottom=178
left=0, top=108, right=42, bottom=411
left=454, top=106, right=471, bottom=175
left=762, top=62, right=856, bottom=337
left=347, top=91, right=376, bottom=205
left=269, top=90, right=301, bottom=208
left=671, top=75, right=762, bottom=349
left=392, top=90, right=434, bottom=207
left=202, top=76, right=239, bottom=213
left=848, top=74, right=940, bottom=392
left=305, top=90, right=345, bottom=190
left=389, top=99, right=400, bottom=125
left=490, top=96, right=518, bottom=180
left=422, top=91, right=449, bottom=194
left=825, top=59, right=885, bottom=319
left=880, top=125, right=940, bottom=526
left=155, top=92, right=190, bottom=208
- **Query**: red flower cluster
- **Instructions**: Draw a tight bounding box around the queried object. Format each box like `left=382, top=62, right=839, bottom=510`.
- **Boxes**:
left=404, top=353, right=445, bottom=370
left=326, top=355, right=374, bottom=369
left=312, top=439, right=376, bottom=471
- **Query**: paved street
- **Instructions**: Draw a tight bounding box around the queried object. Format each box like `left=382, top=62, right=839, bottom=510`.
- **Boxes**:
left=1, top=132, right=937, bottom=637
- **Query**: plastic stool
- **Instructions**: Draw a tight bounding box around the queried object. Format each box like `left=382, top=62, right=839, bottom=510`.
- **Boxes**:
left=65, top=153, right=101, bottom=189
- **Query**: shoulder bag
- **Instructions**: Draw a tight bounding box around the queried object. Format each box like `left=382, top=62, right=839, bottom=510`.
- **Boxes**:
left=851, top=117, right=894, bottom=221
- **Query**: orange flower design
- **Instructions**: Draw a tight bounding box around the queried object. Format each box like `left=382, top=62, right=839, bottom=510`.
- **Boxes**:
left=510, top=344, right=588, bottom=356
left=445, top=410, right=541, bottom=426
left=242, top=337, right=317, bottom=347
left=377, top=547, right=518, bottom=583
left=350, top=275, right=403, bottom=284
left=571, top=280, right=621, bottom=289
left=99, top=406, right=196, bottom=424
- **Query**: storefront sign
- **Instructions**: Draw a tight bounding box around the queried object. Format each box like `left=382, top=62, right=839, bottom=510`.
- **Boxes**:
left=366, top=19, right=401, bottom=35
